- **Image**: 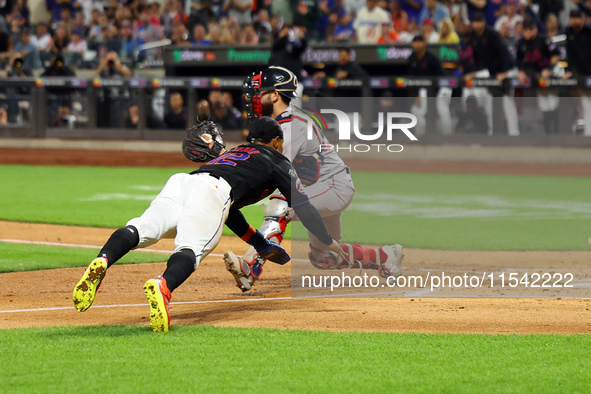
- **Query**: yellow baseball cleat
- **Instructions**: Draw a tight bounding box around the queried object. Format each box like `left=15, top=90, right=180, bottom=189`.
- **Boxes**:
left=73, top=257, right=108, bottom=312
left=143, top=277, right=172, bottom=333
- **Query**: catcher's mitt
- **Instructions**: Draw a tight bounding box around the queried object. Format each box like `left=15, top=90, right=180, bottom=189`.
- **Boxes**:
left=182, top=120, right=225, bottom=163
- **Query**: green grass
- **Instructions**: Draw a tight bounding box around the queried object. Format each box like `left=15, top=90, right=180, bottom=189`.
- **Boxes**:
left=1, top=164, right=591, bottom=251
left=0, top=242, right=165, bottom=273
left=340, top=172, right=591, bottom=251
left=0, top=164, right=267, bottom=237
left=0, top=325, right=589, bottom=392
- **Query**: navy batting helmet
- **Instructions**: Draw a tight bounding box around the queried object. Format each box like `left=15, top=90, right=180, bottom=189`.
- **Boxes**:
left=259, top=66, right=299, bottom=99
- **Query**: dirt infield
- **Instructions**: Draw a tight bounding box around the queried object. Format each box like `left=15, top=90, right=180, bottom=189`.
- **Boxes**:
left=1, top=147, right=590, bottom=334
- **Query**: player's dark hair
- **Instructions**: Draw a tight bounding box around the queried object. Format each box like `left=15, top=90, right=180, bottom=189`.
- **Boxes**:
left=248, top=136, right=276, bottom=144
left=279, top=94, right=291, bottom=105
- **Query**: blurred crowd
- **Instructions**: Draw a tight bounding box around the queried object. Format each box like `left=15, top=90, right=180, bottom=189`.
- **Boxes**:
left=0, top=0, right=589, bottom=74
left=1, top=0, right=591, bottom=135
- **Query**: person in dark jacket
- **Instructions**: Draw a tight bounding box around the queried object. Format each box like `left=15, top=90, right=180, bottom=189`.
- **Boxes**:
left=564, top=9, right=591, bottom=136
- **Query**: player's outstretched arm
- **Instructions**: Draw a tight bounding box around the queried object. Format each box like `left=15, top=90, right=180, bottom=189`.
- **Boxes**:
left=225, top=208, right=291, bottom=265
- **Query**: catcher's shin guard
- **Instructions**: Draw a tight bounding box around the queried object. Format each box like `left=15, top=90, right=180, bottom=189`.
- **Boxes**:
left=230, top=195, right=293, bottom=291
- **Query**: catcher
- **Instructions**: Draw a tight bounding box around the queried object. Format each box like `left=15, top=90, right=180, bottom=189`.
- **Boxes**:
left=224, top=66, right=404, bottom=292
left=73, top=118, right=347, bottom=332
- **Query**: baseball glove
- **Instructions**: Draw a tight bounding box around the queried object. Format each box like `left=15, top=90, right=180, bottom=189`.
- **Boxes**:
left=182, top=120, right=226, bottom=163
left=293, top=154, right=321, bottom=186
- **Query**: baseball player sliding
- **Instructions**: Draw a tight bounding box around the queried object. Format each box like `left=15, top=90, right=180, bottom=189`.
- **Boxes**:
left=224, top=66, right=403, bottom=292
left=73, top=118, right=347, bottom=332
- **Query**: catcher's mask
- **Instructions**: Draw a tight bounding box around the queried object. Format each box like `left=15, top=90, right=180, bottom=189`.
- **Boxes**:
left=242, top=72, right=263, bottom=120
left=242, top=66, right=299, bottom=120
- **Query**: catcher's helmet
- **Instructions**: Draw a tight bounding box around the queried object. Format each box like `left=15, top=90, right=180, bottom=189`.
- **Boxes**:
left=259, top=66, right=299, bottom=99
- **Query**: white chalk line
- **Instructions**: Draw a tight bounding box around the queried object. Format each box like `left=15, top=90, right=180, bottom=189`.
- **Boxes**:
left=2, top=239, right=589, bottom=315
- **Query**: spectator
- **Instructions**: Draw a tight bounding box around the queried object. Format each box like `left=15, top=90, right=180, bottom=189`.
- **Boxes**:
left=50, top=103, right=76, bottom=127
left=134, top=5, right=164, bottom=60
left=41, top=54, right=76, bottom=76
left=192, top=24, right=211, bottom=45
left=407, top=34, right=453, bottom=135
left=12, top=0, right=30, bottom=27
left=272, top=0, right=294, bottom=24
left=196, top=99, right=211, bottom=121
left=208, top=89, right=223, bottom=106
left=418, top=0, right=450, bottom=29
left=65, top=28, right=87, bottom=56
left=269, top=14, right=283, bottom=37
left=293, top=0, right=321, bottom=39
left=8, top=15, right=23, bottom=44
left=408, top=34, right=444, bottom=74
left=470, top=11, right=520, bottom=136
left=318, top=0, right=339, bottom=39
left=0, top=23, right=14, bottom=62
left=517, top=18, right=561, bottom=133
left=100, top=25, right=123, bottom=58
left=465, top=0, right=487, bottom=23
left=438, top=17, right=459, bottom=43
left=223, top=0, right=253, bottom=26
left=334, top=46, right=368, bottom=79
left=171, top=24, right=191, bottom=46
left=118, top=21, right=135, bottom=61
left=95, top=51, right=132, bottom=77
left=486, top=0, right=505, bottom=26
left=0, top=108, right=7, bottom=125
left=150, top=2, right=163, bottom=23
left=564, top=9, right=591, bottom=136
left=210, top=0, right=225, bottom=20
left=7, top=56, right=32, bottom=77
left=164, top=91, right=188, bottom=129
left=353, top=0, right=390, bottom=43
left=571, top=0, right=591, bottom=17
left=534, top=0, right=564, bottom=26
left=125, top=103, right=166, bottom=128
left=3, top=56, right=31, bottom=123
left=389, top=0, right=409, bottom=32
left=545, top=13, right=561, bottom=37
left=188, top=0, right=211, bottom=30
left=209, top=24, right=223, bottom=43
left=421, top=18, right=439, bottom=42
left=331, top=11, right=355, bottom=42
left=400, top=0, right=424, bottom=23
left=455, top=96, right=489, bottom=133
left=494, top=0, right=524, bottom=39
left=51, top=22, right=69, bottom=54
left=59, top=5, right=77, bottom=32
left=269, top=25, right=307, bottom=82
left=172, top=0, right=189, bottom=29
left=241, top=24, right=259, bottom=45
left=73, top=10, right=89, bottom=37
left=221, top=91, right=243, bottom=125
left=87, top=9, right=105, bottom=48
left=211, top=100, right=241, bottom=130
left=162, top=0, right=177, bottom=36
left=498, top=20, right=512, bottom=39
left=253, top=8, right=272, bottom=44
left=378, top=21, right=402, bottom=43
left=14, top=27, right=41, bottom=69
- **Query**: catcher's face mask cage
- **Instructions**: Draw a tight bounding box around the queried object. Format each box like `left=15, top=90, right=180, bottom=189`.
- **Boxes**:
left=242, top=72, right=263, bottom=120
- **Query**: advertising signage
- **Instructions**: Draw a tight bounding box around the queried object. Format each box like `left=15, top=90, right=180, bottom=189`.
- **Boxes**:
left=164, top=44, right=460, bottom=67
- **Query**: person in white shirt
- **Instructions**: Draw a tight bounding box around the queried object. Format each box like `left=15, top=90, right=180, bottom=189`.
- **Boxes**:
left=31, top=22, right=53, bottom=53
left=353, top=0, right=390, bottom=43
left=65, top=28, right=88, bottom=55
left=494, top=0, right=524, bottom=38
